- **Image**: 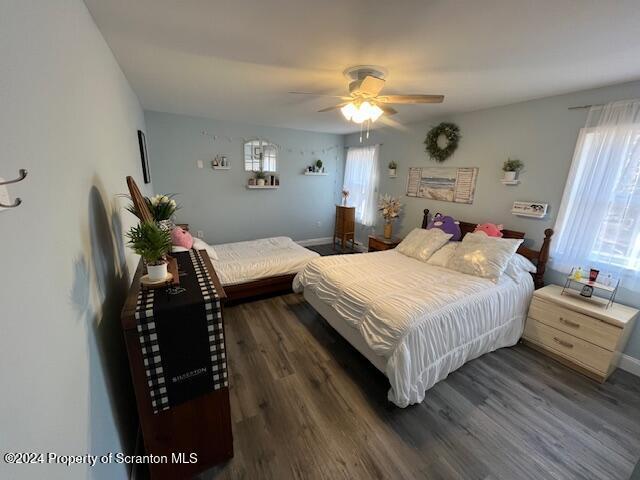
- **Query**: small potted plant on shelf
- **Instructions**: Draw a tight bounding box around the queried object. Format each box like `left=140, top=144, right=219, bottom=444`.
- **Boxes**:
left=126, top=221, right=172, bottom=282
left=315, top=159, right=323, bottom=173
left=254, top=169, right=267, bottom=186
left=388, top=161, right=398, bottom=177
left=341, top=189, right=349, bottom=206
left=378, top=194, right=402, bottom=239
left=502, top=158, right=524, bottom=182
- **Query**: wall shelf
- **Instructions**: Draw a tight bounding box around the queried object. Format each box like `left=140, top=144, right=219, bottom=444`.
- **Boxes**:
left=213, top=166, right=230, bottom=170
left=304, top=172, right=328, bottom=176
left=246, top=185, right=279, bottom=189
left=501, top=179, right=520, bottom=185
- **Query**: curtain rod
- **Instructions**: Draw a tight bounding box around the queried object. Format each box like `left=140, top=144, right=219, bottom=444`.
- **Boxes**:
left=568, top=103, right=604, bottom=110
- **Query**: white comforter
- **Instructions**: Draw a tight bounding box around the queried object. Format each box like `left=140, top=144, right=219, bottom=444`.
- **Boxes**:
left=293, top=250, right=533, bottom=407
left=207, top=236, right=319, bottom=286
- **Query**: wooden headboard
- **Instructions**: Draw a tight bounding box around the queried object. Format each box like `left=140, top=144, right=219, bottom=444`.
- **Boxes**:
left=421, top=209, right=553, bottom=289
left=126, top=176, right=154, bottom=223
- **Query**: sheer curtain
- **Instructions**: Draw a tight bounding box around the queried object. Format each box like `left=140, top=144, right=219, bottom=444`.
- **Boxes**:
left=552, top=99, right=640, bottom=290
left=343, top=145, right=380, bottom=226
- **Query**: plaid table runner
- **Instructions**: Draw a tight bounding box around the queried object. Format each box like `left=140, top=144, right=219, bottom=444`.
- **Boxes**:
left=135, top=249, right=227, bottom=414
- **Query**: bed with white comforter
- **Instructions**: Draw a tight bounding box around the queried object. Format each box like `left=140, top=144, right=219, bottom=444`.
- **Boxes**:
left=293, top=249, right=533, bottom=407
left=194, top=236, right=319, bottom=286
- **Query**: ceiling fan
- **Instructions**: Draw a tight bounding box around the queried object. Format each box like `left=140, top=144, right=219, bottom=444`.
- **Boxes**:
left=289, top=65, right=444, bottom=126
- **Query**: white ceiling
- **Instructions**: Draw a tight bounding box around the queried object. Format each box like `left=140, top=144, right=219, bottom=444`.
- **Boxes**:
left=85, top=0, right=640, bottom=134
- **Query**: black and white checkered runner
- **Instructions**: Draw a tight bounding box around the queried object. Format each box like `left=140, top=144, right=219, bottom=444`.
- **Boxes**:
left=135, top=250, right=227, bottom=414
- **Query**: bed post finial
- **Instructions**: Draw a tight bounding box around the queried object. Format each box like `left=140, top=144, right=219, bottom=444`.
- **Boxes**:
left=422, top=209, right=430, bottom=229
left=534, top=228, right=554, bottom=289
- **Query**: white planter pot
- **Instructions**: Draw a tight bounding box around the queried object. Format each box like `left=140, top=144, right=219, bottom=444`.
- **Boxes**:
left=147, top=262, right=168, bottom=282
left=389, top=169, right=396, bottom=176
left=503, top=171, right=517, bottom=181
left=257, top=178, right=266, bottom=186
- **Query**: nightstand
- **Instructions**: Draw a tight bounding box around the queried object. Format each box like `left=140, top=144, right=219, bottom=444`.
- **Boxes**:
left=522, top=284, right=638, bottom=382
left=368, top=235, right=401, bottom=252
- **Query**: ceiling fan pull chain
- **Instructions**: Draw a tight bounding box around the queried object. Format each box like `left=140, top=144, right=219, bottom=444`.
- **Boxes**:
left=359, top=123, right=363, bottom=143
left=366, top=119, right=370, bottom=139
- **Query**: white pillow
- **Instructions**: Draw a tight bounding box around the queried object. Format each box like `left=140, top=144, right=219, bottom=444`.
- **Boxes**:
left=397, top=228, right=452, bottom=262
left=426, top=242, right=459, bottom=267
left=504, top=253, right=537, bottom=283
left=446, top=234, right=523, bottom=281
left=192, top=237, right=219, bottom=261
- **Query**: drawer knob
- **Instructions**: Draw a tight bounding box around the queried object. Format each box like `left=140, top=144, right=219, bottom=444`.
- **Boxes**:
left=553, top=337, right=574, bottom=349
left=559, top=317, right=580, bottom=328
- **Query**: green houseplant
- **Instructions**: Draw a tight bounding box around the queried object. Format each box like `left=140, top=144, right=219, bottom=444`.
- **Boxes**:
left=126, top=194, right=180, bottom=231
left=502, top=158, right=524, bottom=181
left=315, top=159, right=323, bottom=172
left=254, top=169, right=267, bottom=186
left=127, top=221, right=172, bottom=281
left=388, top=161, right=398, bottom=177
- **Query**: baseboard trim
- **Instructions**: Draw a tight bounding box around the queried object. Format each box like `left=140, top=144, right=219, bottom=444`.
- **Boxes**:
left=619, top=354, right=640, bottom=377
left=296, top=237, right=333, bottom=247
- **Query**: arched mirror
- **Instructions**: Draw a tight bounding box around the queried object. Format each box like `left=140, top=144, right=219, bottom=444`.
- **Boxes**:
left=244, top=139, right=278, bottom=172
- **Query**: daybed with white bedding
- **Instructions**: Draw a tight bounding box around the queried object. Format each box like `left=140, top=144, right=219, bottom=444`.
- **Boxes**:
left=293, top=209, right=553, bottom=407
left=192, top=236, right=319, bottom=302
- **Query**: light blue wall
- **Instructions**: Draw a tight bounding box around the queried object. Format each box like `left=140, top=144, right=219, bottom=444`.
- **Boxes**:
left=0, top=1, right=151, bottom=478
left=145, top=111, right=344, bottom=244
left=345, top=79, right=640, bottom=360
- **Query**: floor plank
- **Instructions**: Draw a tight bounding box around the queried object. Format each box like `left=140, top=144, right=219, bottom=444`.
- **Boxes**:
left=201, top=293, right=640, bottom=480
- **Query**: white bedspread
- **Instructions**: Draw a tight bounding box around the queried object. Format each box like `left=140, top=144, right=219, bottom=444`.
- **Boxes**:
left=293, top=250, right=533, bottom=407
left=210, top=236, right=319, bottom=286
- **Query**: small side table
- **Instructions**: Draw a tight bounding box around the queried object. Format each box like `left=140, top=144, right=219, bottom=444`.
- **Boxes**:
left=368, top=235, right=401, bottom=252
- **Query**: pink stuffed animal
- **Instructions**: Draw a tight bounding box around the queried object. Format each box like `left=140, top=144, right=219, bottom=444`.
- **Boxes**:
left=474, top=223, right=504, bottom=238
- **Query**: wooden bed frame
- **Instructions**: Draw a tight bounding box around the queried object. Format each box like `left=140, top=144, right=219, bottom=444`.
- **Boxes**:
left=421, top=209, right=553, bottom=289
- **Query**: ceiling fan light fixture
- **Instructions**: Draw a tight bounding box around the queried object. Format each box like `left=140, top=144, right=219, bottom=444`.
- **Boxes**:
left=369, top=104, right=384, bottom=122
left=341, top=102, right=357, bottom=121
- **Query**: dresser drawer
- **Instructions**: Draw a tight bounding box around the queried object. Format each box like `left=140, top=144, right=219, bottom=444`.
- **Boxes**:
left=528, top=297, right=621, bottom=351
left=524, top=319, right=613, bottom=374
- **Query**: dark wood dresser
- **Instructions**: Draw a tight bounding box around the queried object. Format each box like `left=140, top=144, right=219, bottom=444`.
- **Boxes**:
left=334, top=205, right=355, bottom=251
left=121, top=250, right=233, bottom=479
left=368, top=234, right=402, bottom=252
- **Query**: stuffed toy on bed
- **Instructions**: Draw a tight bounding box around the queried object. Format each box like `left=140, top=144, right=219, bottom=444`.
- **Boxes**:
left=427, top=213, right=462, bottom=241
left=474, top=223, right=504, bottom=238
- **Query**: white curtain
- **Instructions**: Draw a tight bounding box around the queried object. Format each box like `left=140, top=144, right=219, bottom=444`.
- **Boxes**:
left=343, top=145, right=380, bottom=226
left=552, top=99, right=640, bottom=290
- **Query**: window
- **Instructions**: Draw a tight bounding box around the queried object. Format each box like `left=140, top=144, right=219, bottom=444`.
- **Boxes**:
left=552, top=99, right=640, bottom=289
left=244, top=140, right=277, bottom=172
left=343, top=145, right=379, bottom=226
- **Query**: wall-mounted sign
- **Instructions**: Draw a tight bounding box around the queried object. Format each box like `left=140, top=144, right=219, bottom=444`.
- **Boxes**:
left=511, top=201, right=548, bottom=218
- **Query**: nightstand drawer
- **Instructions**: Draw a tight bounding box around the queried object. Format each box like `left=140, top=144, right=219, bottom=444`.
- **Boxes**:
left=524, top=319, right=613, bottom=374
left=529, top=297, right=621, bottom=351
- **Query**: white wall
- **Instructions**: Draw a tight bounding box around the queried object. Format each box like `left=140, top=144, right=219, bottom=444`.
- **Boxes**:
left=345, top=79, right=640, bottom=361
left=145, top=111, right=344, bottom=244
left=0, top=1, right=151, bottom=478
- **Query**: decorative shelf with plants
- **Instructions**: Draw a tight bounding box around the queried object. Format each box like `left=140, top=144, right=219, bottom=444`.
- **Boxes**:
left=248, top=169, right=279, bottom=189
left=388, top=161, right=398, bottom=178
left=211, top=155, right=230, bottom=170
left=305, top=159, right=326, bottom=175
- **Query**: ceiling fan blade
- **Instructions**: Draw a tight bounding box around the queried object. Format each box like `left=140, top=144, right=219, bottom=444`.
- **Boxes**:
left=378, top=115, right=408, bottom=131
left=377, top=94, right=444, bottom=104
left=378, top=105, right=398, bottom=115
left=358, top=75, right=385, bottom=96
left=288, top=91, right=351, bottom=100
left=318, top=103, right=349, bottom=113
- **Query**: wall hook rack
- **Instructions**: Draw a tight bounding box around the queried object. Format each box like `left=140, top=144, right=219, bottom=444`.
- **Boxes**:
left=0, top=169, right=28, bottom=208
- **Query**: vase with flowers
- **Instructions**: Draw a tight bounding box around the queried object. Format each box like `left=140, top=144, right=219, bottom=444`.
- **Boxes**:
left=127, top=194, right=180, bottom=231
left=341, top=189, right=350, bottom=206
left=126, top=221, right=172, bottom=282
left=378, top=194, right=402, bottom=239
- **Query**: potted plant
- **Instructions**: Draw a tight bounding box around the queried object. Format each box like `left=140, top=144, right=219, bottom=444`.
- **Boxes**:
left=378, top=194, right=402, bottom=239
left=341, top=189, right=349, bottom=206
left=255, top=169, right=267, bottom=186
left=388, top=161, right=398, bottom=177
left=502, top=158, right=524, bottom=182
left=127, top=221, right=172, bottom=281
left=315, top=159, right=323, bottom=173
left=127, top=194, right=180, bottom=231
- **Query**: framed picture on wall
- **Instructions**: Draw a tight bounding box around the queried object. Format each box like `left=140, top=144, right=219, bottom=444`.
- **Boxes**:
left=137, top=130, right=151, bottom=184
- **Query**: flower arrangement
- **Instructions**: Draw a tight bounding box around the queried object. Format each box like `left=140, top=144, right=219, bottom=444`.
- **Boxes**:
left=127, top=194, right=179, bottom=222
left=126, top=221, right=172, bottom=266
left=378, top=194, right=402, bottom=223
left=341, top=189, right=350, bottom=206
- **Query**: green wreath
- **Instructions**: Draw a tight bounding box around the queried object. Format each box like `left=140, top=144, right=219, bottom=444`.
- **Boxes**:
left=424, top=122, right=460, bottom=162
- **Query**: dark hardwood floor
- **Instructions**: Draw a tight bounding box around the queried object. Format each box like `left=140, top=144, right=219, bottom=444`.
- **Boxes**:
left=201, top=293, right=640, bottom=480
